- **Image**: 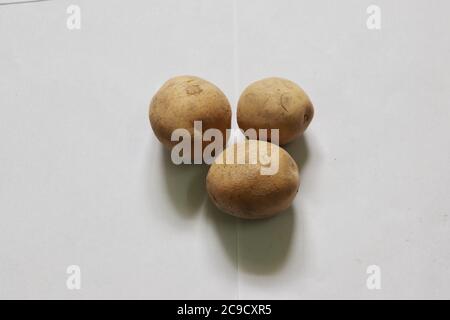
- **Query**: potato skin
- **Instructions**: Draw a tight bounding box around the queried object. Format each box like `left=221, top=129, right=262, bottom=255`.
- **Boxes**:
left=149, top=75, right=232, bottom=150
left=206, top=140, right=300, bottom=219
left=237, top=77, right=314, bottom=145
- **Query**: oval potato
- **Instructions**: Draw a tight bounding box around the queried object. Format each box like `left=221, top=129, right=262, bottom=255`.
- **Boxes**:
left=206, top=140, right=299, bottom=219
left=149, top=75, right=232, bottom=151
left=237, top=77, right=314, bottom=145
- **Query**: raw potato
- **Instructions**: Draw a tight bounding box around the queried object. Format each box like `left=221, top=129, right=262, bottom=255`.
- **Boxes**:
left=206, top=140, right=300, bottom=219
left=149, top=75, right=232, bottom=150
left=237, top=77, right=314, bottom=145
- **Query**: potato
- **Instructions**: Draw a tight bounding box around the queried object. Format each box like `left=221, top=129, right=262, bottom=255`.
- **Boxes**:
left=206, top=140, right=299, bottom=219
left=237, top=77, right=314, bottom=145
left=149, top=75, right=232, bottom=151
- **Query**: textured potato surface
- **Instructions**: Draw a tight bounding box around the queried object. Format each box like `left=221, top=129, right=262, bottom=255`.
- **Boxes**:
left=237, top=77, right=314, bottom=145
left=149, top=75, right=232, bottom=150
left=206, top=140, right=300, bottom=219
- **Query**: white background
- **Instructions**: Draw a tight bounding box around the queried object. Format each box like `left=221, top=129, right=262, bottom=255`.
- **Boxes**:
left=0, top=0, right=449, bottom=299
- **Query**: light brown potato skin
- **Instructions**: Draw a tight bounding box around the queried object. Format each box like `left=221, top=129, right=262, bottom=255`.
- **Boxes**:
left=206, top=140, right=300, bottom=219
left=237, top=77, right=314, bottom=145
left=149, top=75, right=232, bottom=150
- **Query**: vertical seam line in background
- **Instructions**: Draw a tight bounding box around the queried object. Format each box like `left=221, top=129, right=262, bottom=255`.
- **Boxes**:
left=232, top=0, right=240, bottom=301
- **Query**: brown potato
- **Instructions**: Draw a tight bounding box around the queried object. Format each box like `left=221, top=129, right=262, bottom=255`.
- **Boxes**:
left=149, top=75, right=232, bottom=151
left=206, top=140, right=299, bottom=219
left=237, top=77, right=314, bottom=145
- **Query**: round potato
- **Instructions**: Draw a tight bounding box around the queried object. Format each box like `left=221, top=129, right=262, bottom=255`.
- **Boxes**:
left=237, top=77, right=314, bottom=145
left=149, top=75, right=232, bottom=151
left=206, top=140, right=299, bottom=219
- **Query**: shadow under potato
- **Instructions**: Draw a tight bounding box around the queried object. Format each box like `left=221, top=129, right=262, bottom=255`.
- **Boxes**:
left=162, top=149, right=208, bottom=217
left=237, top=207, right=295, bottom=274
left=204, top=199, right=239, bottom=267
left=283, top=135, right=309, bottom=170
left=161, top=135, right=309, bottom=274
left=206, top=197, right=296, bottom=275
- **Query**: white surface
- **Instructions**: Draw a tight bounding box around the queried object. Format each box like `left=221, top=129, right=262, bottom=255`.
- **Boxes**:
left=0, top=0, right=449, bottom=299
